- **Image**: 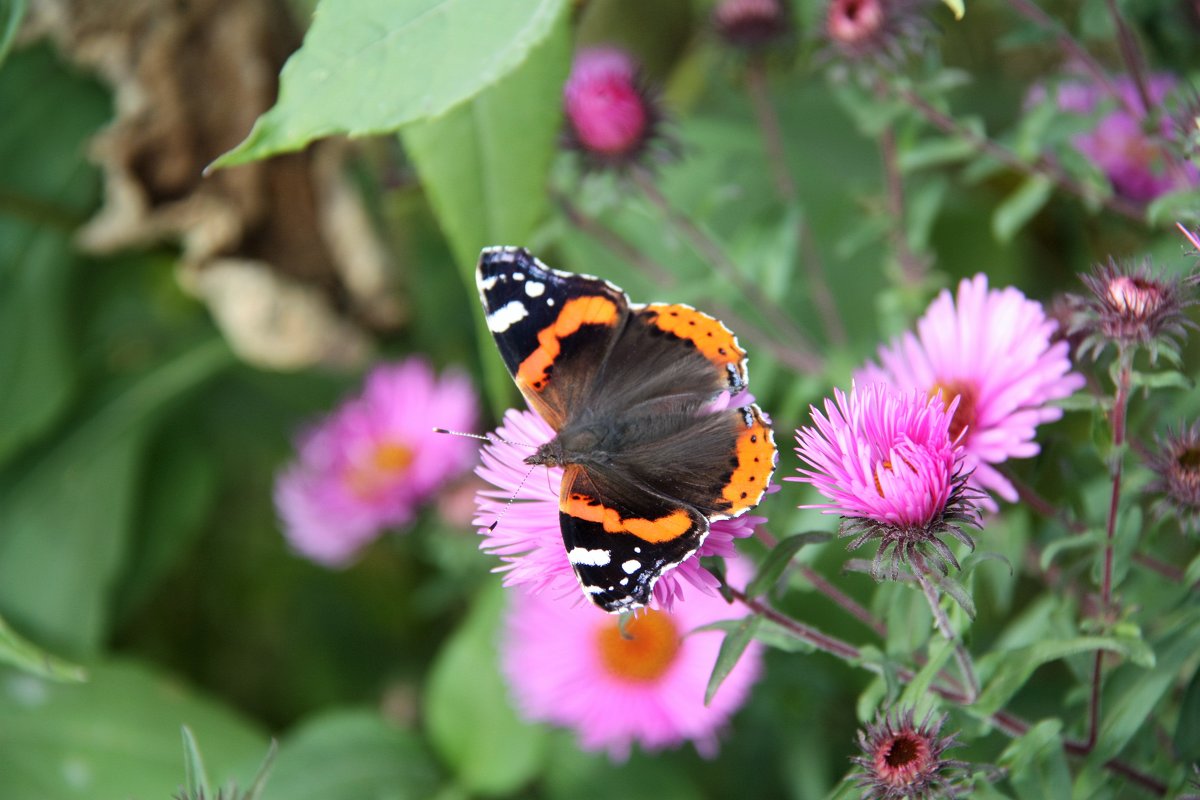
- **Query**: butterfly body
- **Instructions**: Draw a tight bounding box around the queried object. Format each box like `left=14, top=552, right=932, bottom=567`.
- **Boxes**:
left=477, top=246, right=776, bottom=612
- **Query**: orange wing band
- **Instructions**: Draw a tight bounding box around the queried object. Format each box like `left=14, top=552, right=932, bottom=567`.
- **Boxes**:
left=644, top=304, right=745, bottom=370
left=722, top=409, right=776, bottom=515
left=562, top=492, right=694, bottom=543
left=517, top=295, right=621, bottom=392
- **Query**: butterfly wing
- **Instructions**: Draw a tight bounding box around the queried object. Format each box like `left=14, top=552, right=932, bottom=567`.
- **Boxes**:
left=477, top=247, right=629, bottom=430
left=559, top=464, right=710, bottom=612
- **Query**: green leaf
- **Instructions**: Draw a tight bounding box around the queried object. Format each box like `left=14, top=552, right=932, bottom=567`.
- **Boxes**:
left=1128, top=369, right=1193, bottom=391
left=260, top=710, right=439, bottom=800
left=0, top=660, right=267, bottom=800
left=1174, top=666, right=1200, bottom=763
left=0, top=614, right=85, bottom=682
left=426, top=581, right=545, bottom=796
left=1089, top=620, right=1200, bottom=766
left=705, top=615, right=760, bottom=705
left=181, top=726, right=213, bottom=799
left=975, top=637, right=1149, bottom=717
left=746, top=531, right=832, bottom=598
left=401, top=11, right=568, bottom=415
left=215, top=0, right=568, bottom=167
left=998, top=719, right=1071, bottom=800
left=0, top=339, right=233, bottom=655
left=0, top=45, right=110, bottom=466
left=899, top=638, right=954, bottom=710
left=992, top=175, right=1053, bottom=242
left=1039, top=532, right=1100, bottom=571
left=0, top=0, right=26, bottom=68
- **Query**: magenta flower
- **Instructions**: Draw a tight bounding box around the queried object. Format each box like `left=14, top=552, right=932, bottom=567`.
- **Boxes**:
left=857, top=274, right=1084, bottom=509
left=563, top=47, right=661, bottom=169
left=475, top=408, right=763, bottom=611
left=1037, top=74, right=1197, bottom=203
left=790, top=384, right=979, bottom=577
left=274, top=358, right=478, bottom=566
left=501, top=560, right=763, bottom=760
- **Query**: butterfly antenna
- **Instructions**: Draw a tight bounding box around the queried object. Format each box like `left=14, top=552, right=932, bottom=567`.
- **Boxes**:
left=485, top=463, right=539, bottom=532
left=431, top=428, right=537, bottom=449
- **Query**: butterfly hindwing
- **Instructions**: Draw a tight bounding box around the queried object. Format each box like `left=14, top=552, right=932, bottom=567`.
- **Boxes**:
left=559, top=464, right=709, bottom=612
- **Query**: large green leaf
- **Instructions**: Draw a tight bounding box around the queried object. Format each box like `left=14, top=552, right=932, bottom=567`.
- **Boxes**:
left=0, top=45, right=109, bottom=465
left=401, top=10, right=568, bottom=413
left=0, top=0, right=26, bottom=69
left=260, top=710, right=441, bottom=800
left=998, top=720, right=1071, bottom=800
left=0, top=660, right=267, bottom=800
left=0, top=340, right=233, bottom=656
left=0, top=615, right=84, bottom=683
left=1088, top=620, right=1200, bottom=766
left=216, top=0, right=568, bottom=167
left=425, top=580, right=546, bottom=796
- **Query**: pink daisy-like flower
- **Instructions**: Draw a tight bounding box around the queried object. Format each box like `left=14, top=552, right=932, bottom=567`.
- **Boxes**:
left=501, top=559, right=763, bottom=760
left=857, top=274, right=1084, bottom=509
left=790, top=383, right=979, bottom=578
left=274, top=357, right=478, bottom=566
left=475, top=407, right=764, bottom=611
left=1035, top=73, right=1198, bottom=204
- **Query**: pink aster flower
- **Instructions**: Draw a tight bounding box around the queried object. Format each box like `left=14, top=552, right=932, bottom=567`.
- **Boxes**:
left=501, top=559, right=763, bottom=760
left=1035, top=73, right=1198, bottom=203
left=475, top=407, right=764, bottom=611
left=274, top=357, right=478, bottom=566
left=563, top=47, right=663, bottom=170
left=790, top=383, right=979, bottom=578
left=857, top=274, right=1085, bottom=509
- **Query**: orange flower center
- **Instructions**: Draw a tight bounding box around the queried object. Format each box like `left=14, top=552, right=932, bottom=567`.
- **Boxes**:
left=345, top=441, right=413, bottom=500
left=929, top=379, right=978, bottom=443
left=596, top=610, right=681, bottom=683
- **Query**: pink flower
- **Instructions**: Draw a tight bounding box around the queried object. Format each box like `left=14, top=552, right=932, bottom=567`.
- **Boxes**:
left=857, top=274, right=1084, bottom=509
left=475, top=408, right=764, bottom=611
left=793, top=384, right=961, bottom=528
left=1037, top=74, right=1197, bottom=203
left=274, top=358, right=478, bottom=566
left=501, top=560, right=763, bottom=760
left=563, top=47, right=659, bottom=168
left=790, top=384, right=979, bottom=578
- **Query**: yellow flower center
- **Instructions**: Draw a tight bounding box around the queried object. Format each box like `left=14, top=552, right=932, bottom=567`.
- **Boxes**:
left=596, top=610, right=681, bottom=683
left=345, top=441, right=413, bottom=500
left=929, top=379, right=978, bottom=443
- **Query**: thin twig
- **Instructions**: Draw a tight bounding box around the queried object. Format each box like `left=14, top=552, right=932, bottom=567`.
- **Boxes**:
left=913, top=556, right=980, bottom=703
left=1103, top=0, right=1153, bottom=115
left=555, top=192, right=822, bottom=373
left=891, top=84, right=1147, bottom=223
left=1088, top=347, right=1133, bottom=750
left=726, top=586, right=1168, bottom=795
left=877, top=120, right=929, bottom=286
left=745, top=61, right=848, bottom=347
left=629, top=166, right=826, bottom=372
left=1003, top=0, right=1140, bottom=117
left=799, top=564, right=889, bottom=638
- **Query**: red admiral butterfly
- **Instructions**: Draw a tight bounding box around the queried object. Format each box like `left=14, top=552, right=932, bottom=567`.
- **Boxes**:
left=477, top=247, right=776, bottom=613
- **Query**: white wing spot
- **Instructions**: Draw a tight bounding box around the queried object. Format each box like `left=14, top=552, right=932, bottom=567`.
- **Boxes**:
left=512, top=272, right=525, bottom=281
left=525, top=281, right=545, bottom=297
left=487, top=301, right=528, bottom=333
left=480, top=275, right=499, bottom=291
left=620, top=578, right=629, bottom=586
left=568, top=547, right=611, bottom=566
left=622, top=559, right=641, bottom=575
left=547, top=298, right=555, bottom=306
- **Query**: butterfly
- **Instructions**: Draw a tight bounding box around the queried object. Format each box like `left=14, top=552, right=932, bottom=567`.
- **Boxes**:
left=477, top=246, right=776, bottom=612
